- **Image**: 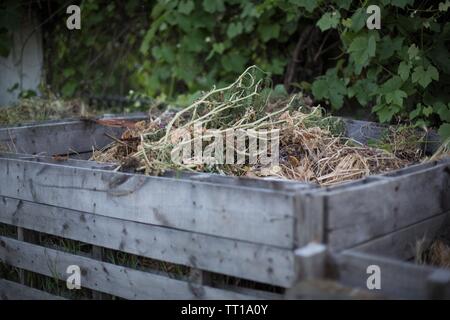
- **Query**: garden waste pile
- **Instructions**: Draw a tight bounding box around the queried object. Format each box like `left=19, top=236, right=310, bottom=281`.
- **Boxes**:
left=0, top=97, right=88, bottom=125
left=92, top=66, right=434, bottom=186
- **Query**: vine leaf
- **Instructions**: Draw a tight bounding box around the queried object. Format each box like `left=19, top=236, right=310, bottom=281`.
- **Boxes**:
left=411, top=65, right=439, bottom=88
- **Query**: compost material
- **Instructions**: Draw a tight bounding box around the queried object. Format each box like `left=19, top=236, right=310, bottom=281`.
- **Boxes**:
left=92, top=66, right=432, bottom=186
left=0, top=97, right=88, bottom=125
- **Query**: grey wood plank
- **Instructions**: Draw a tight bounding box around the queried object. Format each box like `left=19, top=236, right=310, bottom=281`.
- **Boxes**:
left=0, top=236, right=259, bottom=300
left=324, top=162, right=450, bottom=250
left=333, top=250, right=450, bottom=299
left=0, top=157, right=296, bottom=247
left=0, top=120, right=123, bottom=155
left=343, top=118, right=442, bottom=154
left=0, top=152, right=117, bottom=170
left=352, top=212, right=450, bottom=260
left=295, top=192, right=325, bottom=247
left=0, top=279, right=65, bottom=300
left=0, top=196, right=295, bottom=287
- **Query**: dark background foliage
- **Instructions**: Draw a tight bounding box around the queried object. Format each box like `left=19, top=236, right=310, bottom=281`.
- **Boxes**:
left=1, top=0, right=449, bottom=138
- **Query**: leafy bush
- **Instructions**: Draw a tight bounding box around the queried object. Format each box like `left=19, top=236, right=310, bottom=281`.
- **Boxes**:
left=1, top=0, right=449, bottom=139
left=308, top=0, right=450, bottom=140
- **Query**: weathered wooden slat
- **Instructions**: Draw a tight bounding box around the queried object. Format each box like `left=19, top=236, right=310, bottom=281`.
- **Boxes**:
left=173, top=171, right=316, bottom=192
left=295, top=192, right=325, bottom=247
left=352, top=212, right=450, bottom=260
left=0, top=196, right=295, bottom=287
left=343, top=119, right=386, bottom=146
left=0, top=152, right=117, bottom=170
left=0, top=279, right=65, bottom=300
left=343, top=118, right=442, bottom=154
left=285, top=279, right=381, bottom=300
left=0, top=120, right=122, bottom=155
left=333, top=250, right=450, bottom=299
left=0, top=236, right=258, bottom=300
left=0, top=157, right=297, bottom=247
left=324, top=161, right=450, bottom=250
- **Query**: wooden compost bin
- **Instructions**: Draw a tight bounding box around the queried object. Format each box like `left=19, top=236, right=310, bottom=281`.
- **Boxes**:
left=0, top=115, right=449, bottom=299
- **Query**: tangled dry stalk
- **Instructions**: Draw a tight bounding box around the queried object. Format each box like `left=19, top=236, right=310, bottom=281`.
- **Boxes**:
left=92, top=66, right=425, bottom=186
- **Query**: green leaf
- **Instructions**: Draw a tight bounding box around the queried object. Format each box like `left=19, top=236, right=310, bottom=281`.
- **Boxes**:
left=289, top=0, right=318, bottom=13
left=385, top=89, right=407, bottom=107
left=428, top=42, right=450, bottom=74
left=392, top=0, right=414, bottom=8
left=374, top=104, right=400, bottom=123
left=316, top=11, right=341, bottom=31
left=407, top=44, right=419, bottom=60
left=349, top=79, right=377, bottom=106
left=348, top=35, right=377, bottom=73
left=438, top=123, right=450, bottom=143
left=334, top=0, right=352, bottom=10
left=140, top=13, right=167, bottom=54
left=221, top=52, right=247, bottom=73
left=312, top=72, right=346, bottom=109
left=227, top=22, right=243, bottom=38
left=378, top=36, right=403, bottom=60
left=178, top=0, right=194, bottom=14
left=349, top=8, right=367, bottom=32
left=62, top=81, right=77, bottom=97
left=438, top=1, right=450, bottom=11
left=202, top=0, right=225, bottom=13
left=398, top=61, right=411, bottom=81
left=409, top=105, right=422, bottom=120
left=422, top=105, right=434, bottom=117
left=435, top=102, right=450, bottom=122
left=63, top=68, right=75, bottom=78
left=311, top=79, right=328, bottom=99
left=411, top=65, right=439, bottom=88
left=259, top=24, right=280, bottom=42
left=380, top=76, right=403, bottom=94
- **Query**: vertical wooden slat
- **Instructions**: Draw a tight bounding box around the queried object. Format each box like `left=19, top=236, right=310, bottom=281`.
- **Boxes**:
left=16, top=227, right=37, bottom=285
left=91, top=246, right=107, bottom=300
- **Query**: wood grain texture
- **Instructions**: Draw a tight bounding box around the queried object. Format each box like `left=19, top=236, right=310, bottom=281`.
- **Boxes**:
left=0, top=236, right=259, bottom=300
left=0, top=120, right=121, bottom=155
left=0, top=279, right=65, bottom=300
left=0, top=157, right=297, bottom=247
left=324, top=161, right=450, bottom=250
left=0, top=196, right=295, bottom=287
left=333, top=250, right=450, bottom=299
left=352, top=212, right=450, bottom=260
